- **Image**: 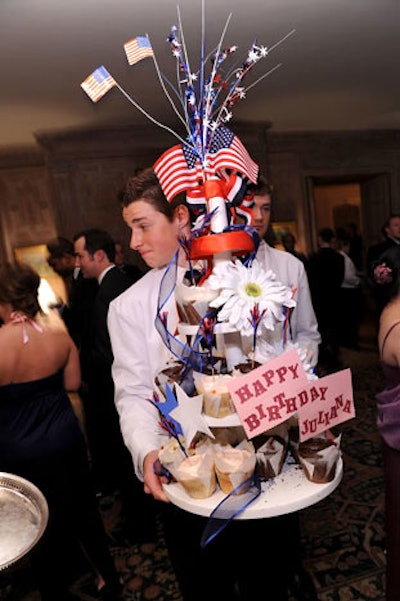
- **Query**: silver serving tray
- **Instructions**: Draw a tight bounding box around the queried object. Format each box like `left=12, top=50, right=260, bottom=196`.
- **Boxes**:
left=0, top=472, right=49, bottom=572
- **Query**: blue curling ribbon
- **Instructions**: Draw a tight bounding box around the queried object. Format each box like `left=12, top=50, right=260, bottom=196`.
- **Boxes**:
left=154, top=250, right=205, bottom=372
left=200, top=473, right=262, bottom=549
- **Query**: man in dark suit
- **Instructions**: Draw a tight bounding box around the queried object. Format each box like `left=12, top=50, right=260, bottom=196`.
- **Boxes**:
left=74, top=228, right=156, bottom=543
left=366, top=214, right=400, bottom=315
left=46, top=236, right=98, bottom=348
left=308, top=227, right=345, bottom=374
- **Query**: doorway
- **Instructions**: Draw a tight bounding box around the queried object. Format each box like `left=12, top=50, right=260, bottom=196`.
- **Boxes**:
left=309, top=173, right=391, bottom=321
left=308, top=173, right=391, bottom=270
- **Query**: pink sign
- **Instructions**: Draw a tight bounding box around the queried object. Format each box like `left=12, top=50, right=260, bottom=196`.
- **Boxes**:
left=227, top=348, right=309, bottom=438
left=297, top=368, right=355, bottom=442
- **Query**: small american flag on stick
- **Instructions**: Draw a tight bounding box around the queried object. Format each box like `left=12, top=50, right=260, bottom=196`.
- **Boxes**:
left=124, top=35, right=154, bottom=65
left=81, top=66, right=116, bottom=103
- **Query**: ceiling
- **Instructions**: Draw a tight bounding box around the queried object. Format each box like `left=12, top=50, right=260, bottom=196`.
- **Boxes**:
left=1, top=0, right=400, bottom=151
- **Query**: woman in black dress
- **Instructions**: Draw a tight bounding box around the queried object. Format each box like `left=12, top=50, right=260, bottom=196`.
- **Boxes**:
left=0, top=262, right=121, bottom=600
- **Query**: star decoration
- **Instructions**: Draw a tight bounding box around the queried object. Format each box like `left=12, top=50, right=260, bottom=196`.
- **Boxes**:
left=248, top=49, right=259, bottom=62
left=170, top=383, right=215, bottom=446
left=154, top=382, right=183, bottom=437
left=222, top=110, right=232, bottom=122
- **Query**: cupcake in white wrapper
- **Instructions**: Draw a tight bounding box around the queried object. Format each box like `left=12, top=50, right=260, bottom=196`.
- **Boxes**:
left=194, top=372, right=236, bottom=418
left=172, top=453, right=217, bottom=499
left=175, top=283, right=218, bottom=325
left=158, top=436, right=188, bottom=474
left=213, top=440, right=256, bottom=495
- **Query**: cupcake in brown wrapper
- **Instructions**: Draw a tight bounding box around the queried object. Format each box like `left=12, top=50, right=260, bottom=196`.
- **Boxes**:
left=232, top=360, right=261, bottom=375
left=294, top=433, right=341, bottom=483
left=175, top=284, right=218, bottom=325
left=155, top=362, right=185, bottom=397
left=254, top=423, right=289, bottom=481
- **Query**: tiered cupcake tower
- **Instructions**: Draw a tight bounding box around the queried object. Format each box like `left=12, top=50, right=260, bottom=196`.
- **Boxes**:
left=80, top=4, right=344, bottom=522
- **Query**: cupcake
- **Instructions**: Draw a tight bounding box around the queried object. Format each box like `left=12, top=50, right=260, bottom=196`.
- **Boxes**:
left=213, top=440, right=256, bottom=495
left=193, top=372, right=236, bottom=418
left=175, top=283, right=218, bottom=325
left=232, top=359, right=261, bottom=375
left=158, top=436, right=188, bottom=475
left=155, top=360, right=195, bottom=398
left=294, top=433, right=341, bottom=483
left=172, top=452, right=217, bottom=499
left=253, top=423, right=289, bottom=481
left=210, top=426, right=248, bottom=447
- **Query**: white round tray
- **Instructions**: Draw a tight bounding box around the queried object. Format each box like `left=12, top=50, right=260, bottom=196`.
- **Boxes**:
left=0, top=472, right=49, bottom=571
left=163, top=457, right=343, bottom=519
left=205, top=413, right=242, bottom=428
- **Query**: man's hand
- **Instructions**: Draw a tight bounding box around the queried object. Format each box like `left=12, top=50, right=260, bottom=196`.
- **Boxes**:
left=143, top=450, right=170, bottom=502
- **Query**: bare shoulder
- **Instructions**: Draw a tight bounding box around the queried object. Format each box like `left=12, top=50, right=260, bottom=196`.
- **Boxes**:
left=378, top=302, right=400, bottom=352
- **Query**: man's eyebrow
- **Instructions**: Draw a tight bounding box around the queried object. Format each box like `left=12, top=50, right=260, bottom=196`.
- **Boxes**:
left=130, top=216, right=149, bottom=224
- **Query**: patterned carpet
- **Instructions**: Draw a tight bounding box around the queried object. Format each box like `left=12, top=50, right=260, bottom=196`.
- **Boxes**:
left=298, top=337, right=386, bottom=601
left=0, top=314, right=388, bottom=601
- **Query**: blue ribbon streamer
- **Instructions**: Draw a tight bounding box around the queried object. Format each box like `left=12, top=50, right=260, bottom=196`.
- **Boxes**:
left=200, top=473, right=262, bottom=549
left=154, top=250, right=205, bottom=372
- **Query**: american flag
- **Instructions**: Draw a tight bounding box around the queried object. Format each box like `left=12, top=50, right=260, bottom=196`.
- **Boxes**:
left=81, top=66, right=116, bottom=103
left=124, top=36, right=154, bottom=65
left=153, top=127, right=259, bottom=202
left=153, top=144, right=203, bottom=203
left=204, top=128, right=259, bottom=184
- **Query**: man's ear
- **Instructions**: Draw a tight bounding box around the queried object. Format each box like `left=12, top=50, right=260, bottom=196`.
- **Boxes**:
left=174, top=204, right=191, bottom=229
left=94, top=248, right=106, bottom=262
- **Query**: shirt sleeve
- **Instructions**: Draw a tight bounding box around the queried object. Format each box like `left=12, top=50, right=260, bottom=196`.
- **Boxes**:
left=267, top=244, right=321, bottom=367
left=107, top=279, right=169, bottom=481
left=291, top=259, right=321, bottom=366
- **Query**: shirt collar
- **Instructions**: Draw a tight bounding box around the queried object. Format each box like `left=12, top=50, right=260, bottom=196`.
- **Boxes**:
left=98, top=264, right=115, bottom=284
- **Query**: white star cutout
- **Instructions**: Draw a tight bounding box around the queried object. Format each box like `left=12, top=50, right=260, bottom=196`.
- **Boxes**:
left=170, top=383, right=215, bottom=446
left=248, top=49, right=259, bottom=62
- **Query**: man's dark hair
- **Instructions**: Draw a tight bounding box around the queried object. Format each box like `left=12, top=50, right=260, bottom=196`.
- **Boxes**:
left=318, top=227, right=336, bottom=244
left=121, top=167, right=193, bottom=222
left=246, top=174, right=274, bottom=198
left=47, top=236, right=74, bottom=258
left=384, top=213, right=400, bottom=230
left=73, top=228, right=116, bottom=262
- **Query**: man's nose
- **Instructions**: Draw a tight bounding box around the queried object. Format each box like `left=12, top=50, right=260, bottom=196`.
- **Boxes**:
left=130, top=230, right=142, bottom=249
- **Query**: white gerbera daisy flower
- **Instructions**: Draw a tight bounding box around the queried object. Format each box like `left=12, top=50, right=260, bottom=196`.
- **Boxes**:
left=206, top=258, right=296, bottom=337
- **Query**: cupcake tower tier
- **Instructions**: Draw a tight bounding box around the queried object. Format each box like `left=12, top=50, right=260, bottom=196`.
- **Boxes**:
left=163, top=456, right=343, bottom=519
